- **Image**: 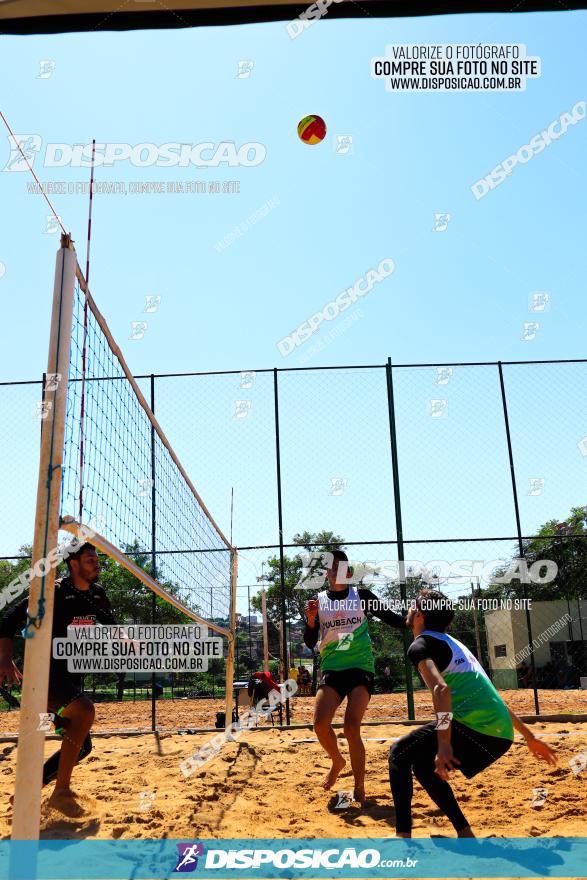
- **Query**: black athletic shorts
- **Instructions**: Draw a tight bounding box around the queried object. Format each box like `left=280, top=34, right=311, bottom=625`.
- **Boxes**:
left=47, top=672, right=84, bottom=712
left=318, top=668, right=374, bottom=700
left=397, top=720, right=513, bottom=778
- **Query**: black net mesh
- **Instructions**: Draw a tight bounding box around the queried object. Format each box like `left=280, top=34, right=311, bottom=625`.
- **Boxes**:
left=61, top=279, right=232, bottom=624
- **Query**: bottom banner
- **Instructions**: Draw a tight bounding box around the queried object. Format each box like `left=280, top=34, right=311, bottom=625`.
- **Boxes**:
left=1, top=838, right=586, bottom=879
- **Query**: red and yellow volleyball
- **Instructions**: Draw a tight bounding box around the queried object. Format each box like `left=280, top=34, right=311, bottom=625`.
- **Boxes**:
left=297, top=114, right=327, bottom=145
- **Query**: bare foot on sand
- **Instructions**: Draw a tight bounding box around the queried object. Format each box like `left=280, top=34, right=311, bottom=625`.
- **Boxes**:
left=322, top=755, right=346, bottom=790
left=457, top=826, right=476, bottom=837
left=353, top=785, right=366, bottom=806
left=47, top=788, right=87, bottom=818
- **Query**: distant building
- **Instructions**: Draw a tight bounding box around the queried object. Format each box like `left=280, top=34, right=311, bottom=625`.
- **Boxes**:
left=485, top=599, right=587, bottom=688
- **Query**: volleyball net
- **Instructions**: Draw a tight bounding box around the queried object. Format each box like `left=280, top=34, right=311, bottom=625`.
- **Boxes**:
left=62, top=269, right=234, bottom=627
left=12, top=235, right=237, bottom=840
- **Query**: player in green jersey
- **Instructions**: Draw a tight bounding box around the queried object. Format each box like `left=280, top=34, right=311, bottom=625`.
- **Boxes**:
left=389, top=588, right=556, bottom=837
left=304, top=550, right=406, bottom=804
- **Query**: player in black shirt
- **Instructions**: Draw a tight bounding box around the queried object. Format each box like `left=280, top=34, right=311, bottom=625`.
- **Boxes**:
left=0, top=542, right=115, bottom=815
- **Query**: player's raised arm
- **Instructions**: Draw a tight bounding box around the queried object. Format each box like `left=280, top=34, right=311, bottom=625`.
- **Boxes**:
left=303, top=598, right=320, bottom=649
left=357, top=588, right=406, bottom=629
left=506, top=707, right=557, bottom=765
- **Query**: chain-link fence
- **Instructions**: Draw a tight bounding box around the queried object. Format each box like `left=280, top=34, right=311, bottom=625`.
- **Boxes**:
left=1, top=358, right=586, bottom=722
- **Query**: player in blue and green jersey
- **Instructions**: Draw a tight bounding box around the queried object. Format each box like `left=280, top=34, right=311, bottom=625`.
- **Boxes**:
left=304, top=550, right=406, bottom=804
left=389, top=588, right=556, bottom=837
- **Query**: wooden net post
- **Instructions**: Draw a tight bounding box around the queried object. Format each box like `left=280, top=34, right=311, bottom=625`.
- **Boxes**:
left=11, top=235, right=77, bottom=840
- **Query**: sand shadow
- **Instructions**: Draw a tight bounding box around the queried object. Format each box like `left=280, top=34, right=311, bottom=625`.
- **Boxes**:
left=422, top=834, right=571, bottom=874
left=1, top=745, right=17, bottom=759
left=203, top=742, right=261, bottom=829
left=40, top=817, right=101, bottom=840
left=328, top=794, right=396, bottom=825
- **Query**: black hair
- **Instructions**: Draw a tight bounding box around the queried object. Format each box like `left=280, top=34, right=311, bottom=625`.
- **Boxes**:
left=415, top=588, right=454, bottom=632
left=330, top=549, right=348, bottom=563
left=65, top=541, right=97, bottom=569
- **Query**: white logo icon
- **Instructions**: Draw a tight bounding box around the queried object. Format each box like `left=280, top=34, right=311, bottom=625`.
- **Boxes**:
left=144, top=295, right=161, bottom=313
left=295, top=551, right=332, bottom=591
left=137, top=478, right=154, bottom=497
left=234, top=400, right=252, bottom=419
left=33, top=401, right=52, bottom=420
left=37, top=60, right=56, bottom=79
left=531, top=787, right=548, bottom=808
left=236, top=60, right=254, bottom=79
left=329, top=477, right=347, bottom=496
left=569, top=750, right=587, bottom=776
left=429, top=399, right=448, bottom=419
left=45, top=372, right=62, bottom=392
left=138, top=790, right=156, bottom=811
left=521, top=322, right=540, bottom=341
left=435, top=712, right=452, bottom=730
left=527, top=478, right=545, bottom=497
left=130, top=321, right=148, bottom=341
left=432, top=213, right=451, bottom=232
left=335, top=136, right=353, bottom=155
left=44, top=215, right=62, bottom=234
left=529, top=292, right=550, bottom=312
left=37, top=712, right=55, bottom=731
left=336, top=633, right=354, bottom=652
left=239, top=371, right=256, bottom=390
left=435, top=367, right=453, bottom=386
left=3, top=134, right=42, bottom=172
left=334, top=790, right=354, bottom=809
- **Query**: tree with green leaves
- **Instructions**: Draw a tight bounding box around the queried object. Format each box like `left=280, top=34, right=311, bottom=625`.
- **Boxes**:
left=250, top=530, right=345, bottom=627
left=484, top=505, right=587, bottom=601
left=0, top=541, right=211, bottom=702
left=98, top=541, right=191, bottom=624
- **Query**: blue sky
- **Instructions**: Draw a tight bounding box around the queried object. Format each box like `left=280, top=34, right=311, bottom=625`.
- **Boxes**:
left=0, top=9, right=586, bottom=611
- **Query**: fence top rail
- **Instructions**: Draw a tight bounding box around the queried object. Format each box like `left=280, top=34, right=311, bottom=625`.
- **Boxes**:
left=235, top=532, right=587, bottom=552
left=0, top=379, right=44, bottom=387
left=86, top=531, right=587, bottom=555
left=4, top=357, right=587, bottom=387
left=4, top=534, right=587, bottom=560
left=138, top=357, right=587, bottom=378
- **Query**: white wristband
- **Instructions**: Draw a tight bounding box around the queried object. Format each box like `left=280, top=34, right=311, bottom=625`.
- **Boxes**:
left=435, top=711, right=453, bottom=730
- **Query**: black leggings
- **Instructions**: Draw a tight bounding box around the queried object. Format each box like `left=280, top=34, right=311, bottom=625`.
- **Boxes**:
left=42, top=734, right=92, bottom=786
left=388, top=721, right=511, bottom=834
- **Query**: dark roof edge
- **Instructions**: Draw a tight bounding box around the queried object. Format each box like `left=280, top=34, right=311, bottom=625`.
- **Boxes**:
left=1, top=0, right=586, bottom=36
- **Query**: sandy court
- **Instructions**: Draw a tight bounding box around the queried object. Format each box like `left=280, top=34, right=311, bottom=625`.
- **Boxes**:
left=0, top=695, right=586, bottom=845
left=1, top=689, right=585, bottom=736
